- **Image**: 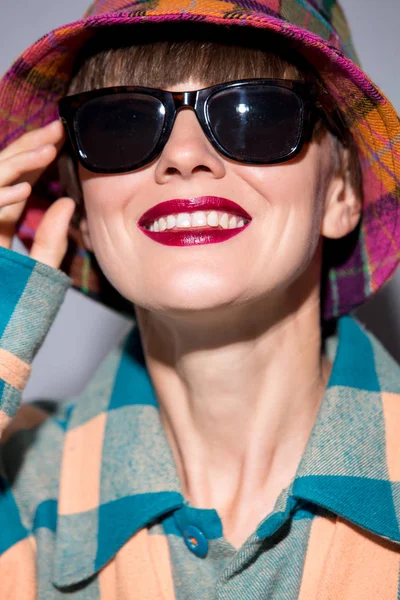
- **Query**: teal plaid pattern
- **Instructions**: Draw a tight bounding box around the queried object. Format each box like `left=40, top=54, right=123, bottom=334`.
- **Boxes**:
left=0, top=247, right=71, bottom=422
left=0, top=250, right=400, bottom=597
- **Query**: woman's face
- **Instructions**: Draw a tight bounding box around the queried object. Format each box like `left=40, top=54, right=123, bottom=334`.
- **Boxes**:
left=78, top=78, right=349, bottom=321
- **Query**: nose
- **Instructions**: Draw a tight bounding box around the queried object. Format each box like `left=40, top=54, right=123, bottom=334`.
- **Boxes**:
left=154, top=107, right=226, bottom=183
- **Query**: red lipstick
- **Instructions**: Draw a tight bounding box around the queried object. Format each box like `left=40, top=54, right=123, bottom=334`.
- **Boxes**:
left=137, top=196, right=251, bottom=247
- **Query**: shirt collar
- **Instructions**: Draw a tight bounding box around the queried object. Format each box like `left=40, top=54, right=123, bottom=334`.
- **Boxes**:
left=52, top=315, right=400, bottom=588
left=292, top=315, right=400, bottom=543
left=52, top=323, right=185, bottom=588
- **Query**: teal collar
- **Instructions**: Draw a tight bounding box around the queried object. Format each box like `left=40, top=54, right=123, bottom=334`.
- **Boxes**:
left=292, top=316, right=400, bottom=543
left=52, top=315, right=400, bottom=588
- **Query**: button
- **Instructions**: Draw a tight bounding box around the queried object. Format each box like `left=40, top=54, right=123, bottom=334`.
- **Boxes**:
left=183, top=525, right=208, bottom=558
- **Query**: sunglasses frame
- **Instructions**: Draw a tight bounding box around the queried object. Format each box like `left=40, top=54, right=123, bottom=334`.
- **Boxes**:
left=58, top=78, right=347, bottom=174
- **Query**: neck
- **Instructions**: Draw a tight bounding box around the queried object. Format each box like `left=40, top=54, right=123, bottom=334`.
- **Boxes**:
left=135, top=288, right=332, bottom=549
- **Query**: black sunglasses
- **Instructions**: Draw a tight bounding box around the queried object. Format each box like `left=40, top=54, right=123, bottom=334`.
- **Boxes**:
left=58, top=78, right=346, bottom=175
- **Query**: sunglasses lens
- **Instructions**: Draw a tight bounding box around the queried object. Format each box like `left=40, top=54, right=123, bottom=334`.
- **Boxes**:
left=207, top=85, right=304, bottom=162
left=75, top=93, right=165, bottom=171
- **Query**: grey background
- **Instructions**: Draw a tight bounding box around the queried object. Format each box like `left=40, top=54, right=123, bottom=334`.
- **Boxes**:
left=0, top=0, right=399, bottom=401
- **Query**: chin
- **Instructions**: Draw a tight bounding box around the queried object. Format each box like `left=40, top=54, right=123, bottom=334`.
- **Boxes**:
left=128, top=283, right=242, bottom=315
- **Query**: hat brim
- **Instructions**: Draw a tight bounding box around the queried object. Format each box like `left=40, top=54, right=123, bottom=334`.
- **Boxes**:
left=0, top=10, right=399, bottom=321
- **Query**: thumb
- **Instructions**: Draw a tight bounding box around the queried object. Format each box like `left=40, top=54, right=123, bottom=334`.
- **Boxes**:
left=30, top=197, right=76, bottom=269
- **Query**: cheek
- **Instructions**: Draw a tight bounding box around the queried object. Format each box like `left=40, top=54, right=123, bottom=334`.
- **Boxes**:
left=79, top=171, right=161, bottom=296
left=238, top=158, right=325, bottom=276
left=79, top=162, right=149, bottom=217
left=81, top=175, right=128, bottom=216
left=80, top=172, right=139, bottom=246
left=76, top=143, right=332, bottom=307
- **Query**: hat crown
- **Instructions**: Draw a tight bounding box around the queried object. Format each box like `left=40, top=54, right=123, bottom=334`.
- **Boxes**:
left=84, top=0, right=359, bottom=63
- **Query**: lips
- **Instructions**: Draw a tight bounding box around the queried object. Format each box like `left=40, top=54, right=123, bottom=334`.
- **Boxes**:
left=137, top=196, right=252, bottom=227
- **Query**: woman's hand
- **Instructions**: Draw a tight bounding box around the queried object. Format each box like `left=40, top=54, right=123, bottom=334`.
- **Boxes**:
left=0, top=119, right=76, bottom=269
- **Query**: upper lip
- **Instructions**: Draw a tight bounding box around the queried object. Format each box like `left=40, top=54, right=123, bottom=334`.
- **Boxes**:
left=138, top=197, right=252, bottom=226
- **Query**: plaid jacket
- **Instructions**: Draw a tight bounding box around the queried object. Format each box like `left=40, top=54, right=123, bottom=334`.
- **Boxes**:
left=1, top=245, right=400, bottom=599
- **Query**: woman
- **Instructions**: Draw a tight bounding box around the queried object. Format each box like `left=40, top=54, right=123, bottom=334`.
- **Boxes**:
left=0, top=0, right=399, bottom=598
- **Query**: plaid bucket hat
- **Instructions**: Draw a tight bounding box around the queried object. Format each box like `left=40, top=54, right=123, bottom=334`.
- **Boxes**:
left=0, top=0, right=399, bottom=322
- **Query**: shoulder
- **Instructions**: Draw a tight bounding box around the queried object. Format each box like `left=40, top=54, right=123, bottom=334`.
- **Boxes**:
left=348, top=317, right=400, bottom=466
left=0, top=398, right=74, bottom=526
left=0, top=323, right=135, bottom=560
left=1, top=399, right=71, bottom=446
left=0, top=320, right=135, bottom=470
left=0, top=323, right=134, bottom=517
left=0, top=398, right=74, bottom=560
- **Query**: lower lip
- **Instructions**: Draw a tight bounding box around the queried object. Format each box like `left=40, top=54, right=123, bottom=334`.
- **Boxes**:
left=138, top=224, right=250, bottom=246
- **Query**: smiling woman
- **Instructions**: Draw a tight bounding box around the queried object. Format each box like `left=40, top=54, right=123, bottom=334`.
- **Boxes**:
left=0, top=1, right=400, bottom=599
left=58, top=23, right=360, bottom=228
left=57, top=23, right=361, bottom=318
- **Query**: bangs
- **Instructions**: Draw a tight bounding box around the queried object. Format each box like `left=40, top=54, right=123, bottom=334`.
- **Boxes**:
left=66, top=22, right=307, bottom=94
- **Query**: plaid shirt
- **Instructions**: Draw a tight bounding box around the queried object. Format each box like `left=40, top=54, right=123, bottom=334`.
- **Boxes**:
left=0, top=246, right=400, bottom=599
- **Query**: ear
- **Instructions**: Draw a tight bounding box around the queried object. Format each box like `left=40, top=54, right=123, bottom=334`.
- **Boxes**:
left=79, top=215, right=93, bottom=252
left=321, top=147, right=362, bottom=239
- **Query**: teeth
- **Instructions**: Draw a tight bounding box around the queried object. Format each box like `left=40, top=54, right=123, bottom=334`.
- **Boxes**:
left=159, top=217, right=167, bottom=232
left=166, top=215, right=176, bottom=229
left=192, top=211, right=207, bottom=227
left=146, top=211, right=249, bottom=232
left=219, top=213, right=229, bottom=229
left=176, top=213, right=191, bottom=228
left=207, top=211, right=219, bottom=226
left=229, top=215, right=237, bottom=229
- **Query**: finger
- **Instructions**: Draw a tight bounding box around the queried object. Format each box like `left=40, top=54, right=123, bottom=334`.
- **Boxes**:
left=30, top=197, right=76, bottom=269
left=0, top=119, right=65, bottom=161
left=0, top=144, right=57, bottom=188
left=0, top=149, right=54, bottom=249
left=13, top=137, right=67, bottom=188
left=0, top=185, right=32, bottom=249
left=0, top=182, right=32, bottom=205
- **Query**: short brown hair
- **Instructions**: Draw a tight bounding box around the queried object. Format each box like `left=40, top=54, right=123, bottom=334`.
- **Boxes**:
left=57, top=22, right=361, bottom=226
